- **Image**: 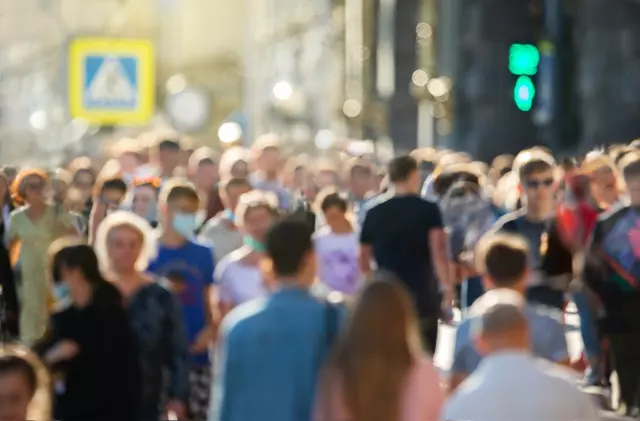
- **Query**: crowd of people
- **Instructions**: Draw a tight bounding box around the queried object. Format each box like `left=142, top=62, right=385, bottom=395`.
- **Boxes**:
left=0, top=132, right=638, bottom=420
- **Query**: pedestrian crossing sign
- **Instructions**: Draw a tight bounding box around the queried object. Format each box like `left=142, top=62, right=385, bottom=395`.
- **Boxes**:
left=68, top=38, right=155, bottom=125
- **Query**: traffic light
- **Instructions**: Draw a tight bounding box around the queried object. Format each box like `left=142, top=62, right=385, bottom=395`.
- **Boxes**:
left=509, top=44, right=540, bottom=76
left=509, top=43, right=539, bottom=111
left=514, top=75, right=536, bottom=112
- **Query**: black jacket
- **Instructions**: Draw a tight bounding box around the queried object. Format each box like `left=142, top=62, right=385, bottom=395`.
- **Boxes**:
left=35, top=282, right=141, bottom=421
left=0, top=241, right=19, bottom=337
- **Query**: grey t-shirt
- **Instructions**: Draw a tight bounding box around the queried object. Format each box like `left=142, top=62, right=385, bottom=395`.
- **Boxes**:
left=451, top=291, right=569, bottom=375
left=199, top=215, right=243, bottom=262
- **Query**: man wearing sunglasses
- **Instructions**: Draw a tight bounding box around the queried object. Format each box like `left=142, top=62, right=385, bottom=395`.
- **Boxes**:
left=492, top=150, right=573, bottom=311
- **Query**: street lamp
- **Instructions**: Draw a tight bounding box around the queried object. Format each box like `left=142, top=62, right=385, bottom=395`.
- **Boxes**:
left=272, top=81, right=293, bottom=101
left=218, top=122, right=243, bottom=143
left=29, top=110, right=48, bottom=130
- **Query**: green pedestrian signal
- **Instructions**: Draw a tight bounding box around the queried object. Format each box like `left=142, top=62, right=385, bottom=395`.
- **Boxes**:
left=510, top=44, right=539, bottom=111
left=509, top=44, right=540, bottom=76
left=514, top=76, right=535, bottom=112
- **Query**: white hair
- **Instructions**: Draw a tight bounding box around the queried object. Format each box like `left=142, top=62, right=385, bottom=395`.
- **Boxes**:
left=94, top=210, right=158, bottom=272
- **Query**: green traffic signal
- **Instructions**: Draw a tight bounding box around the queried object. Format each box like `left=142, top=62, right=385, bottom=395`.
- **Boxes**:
left=514, top=76, right=535, bottom=112
left=509, top=44, right=540, bottom=76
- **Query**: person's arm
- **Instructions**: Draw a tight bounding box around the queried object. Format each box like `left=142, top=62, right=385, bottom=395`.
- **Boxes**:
left=164, top=292, right=189, bottom=420
left=191, top=249, right=217, bottom=354
left=427, top=205, right=452, bottom=304
left=582, top=220, right=606, bottom=297
left=448, top=324, right=478, bottom=393
left=214, top=261, right=234, bottom=320
left=359, top=211, right=374, bottom=277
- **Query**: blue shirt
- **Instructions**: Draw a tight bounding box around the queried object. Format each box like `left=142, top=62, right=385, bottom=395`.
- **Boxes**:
left=213, top=287, right=340, bottom=421
left=249, top=174, right=291, bottom=211
left=148, top=240, right=215, bottom=365
left=452, top=296, right=569, bottom=375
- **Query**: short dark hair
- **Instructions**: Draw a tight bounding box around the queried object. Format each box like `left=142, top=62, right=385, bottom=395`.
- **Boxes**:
left=266, top=220, right=313, bottom=277
left=220, top=177, right=251, bottom=192
left=319, top=191, right=348, bottom=213
left=0, top=356, right=37, bottom=396
left=158, top=139, right=181, bottom=152
left=518, top=151, right=555, bottom=181
left=95, top=177, right=127, bottom=197
left=476, top=233, right=529, bottom=287
left=2, top=165, right=18, bottom=179
left=388, top=155, right=418, bottom=183
left=50, top=239, right=105, bottom=285
left=161, top=181, right=200, bottom=205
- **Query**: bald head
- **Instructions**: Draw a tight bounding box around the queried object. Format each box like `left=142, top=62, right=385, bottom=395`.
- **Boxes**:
left=477, top=302, right=527, bottom=337
left=473, top=289, right=530, bottom=354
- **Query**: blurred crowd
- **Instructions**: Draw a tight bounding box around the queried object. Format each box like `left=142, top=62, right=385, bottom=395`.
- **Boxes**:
left=0, top=132, right=638, bottom=420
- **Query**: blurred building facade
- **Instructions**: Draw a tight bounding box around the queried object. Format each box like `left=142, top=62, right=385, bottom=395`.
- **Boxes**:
left=243, top=0, right=344, bottom=149
left=0, top=0, right=245, bottom=164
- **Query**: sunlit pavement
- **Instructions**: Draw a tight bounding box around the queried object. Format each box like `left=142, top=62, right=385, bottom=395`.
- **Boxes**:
left=434, top=305, right=634, bottom=421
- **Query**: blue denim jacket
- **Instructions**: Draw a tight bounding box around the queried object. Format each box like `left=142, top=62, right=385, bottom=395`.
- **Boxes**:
left=213, top=287, right=340, bottom=421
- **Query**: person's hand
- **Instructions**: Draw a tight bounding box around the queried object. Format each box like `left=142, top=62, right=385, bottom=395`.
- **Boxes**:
left=190, top=327, right=214, bottom=355
left=44, top=340, right=79, bottom=365
left=165, top=399, right=187, bottom=420
left=440, top=290, right=454, bottom=324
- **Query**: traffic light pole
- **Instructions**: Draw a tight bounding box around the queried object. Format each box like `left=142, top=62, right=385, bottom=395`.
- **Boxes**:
left=535, top=0, right=563, bottom=151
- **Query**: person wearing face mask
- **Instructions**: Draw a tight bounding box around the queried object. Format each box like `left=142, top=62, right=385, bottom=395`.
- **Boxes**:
left=199, top=178, right=252, bottom=261
left=8, top=169, right=77, bottom=343
left=35, top=239, right=141, bottom=421
left=441, top=180, right=499, bottom=313
left=214, top=190, right=278, bottom=318
left=148, top=180, right=215, bottom=421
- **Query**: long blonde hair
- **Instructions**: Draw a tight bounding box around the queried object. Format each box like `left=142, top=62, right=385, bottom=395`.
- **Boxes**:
left=320, top=277, right=422, bottom=421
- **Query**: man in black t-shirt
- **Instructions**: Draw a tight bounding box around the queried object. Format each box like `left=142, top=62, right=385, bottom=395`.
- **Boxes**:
left=359, top=156, right=452, bottom=354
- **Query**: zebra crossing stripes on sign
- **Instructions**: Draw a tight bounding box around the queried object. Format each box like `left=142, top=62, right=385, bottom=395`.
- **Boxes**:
left=84, top=56, right=137, bottom=110
left=68, top=38, right=155, bottom=125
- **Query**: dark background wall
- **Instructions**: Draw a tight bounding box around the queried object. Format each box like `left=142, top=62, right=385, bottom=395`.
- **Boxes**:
left=455, top=0, right=541, bottom=161
left=577, top=0, right=640, bottom=152
left=386, top=0, right=420, bottom=154
left=379, top=0, right=640, bottom=158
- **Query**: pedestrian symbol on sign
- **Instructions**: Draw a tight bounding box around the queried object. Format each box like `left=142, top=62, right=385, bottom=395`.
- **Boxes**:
left=68, top=38, right=155, bottom=125
left=84, top=56, right=138, bottom=110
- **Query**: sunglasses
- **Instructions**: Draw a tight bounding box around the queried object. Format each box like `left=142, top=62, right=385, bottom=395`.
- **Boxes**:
left=524, top=178, right=554, bottom=189
left=25, top=182, right=45, bottom=191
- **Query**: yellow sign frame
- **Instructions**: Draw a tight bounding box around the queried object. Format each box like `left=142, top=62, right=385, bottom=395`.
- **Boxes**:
left=68, top=38, right=155, bottom=125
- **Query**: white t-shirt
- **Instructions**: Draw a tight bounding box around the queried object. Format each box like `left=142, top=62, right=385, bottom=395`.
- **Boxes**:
left=313, top=227, right=362, bottom=295
left=214, top=249, right=266, bottom=307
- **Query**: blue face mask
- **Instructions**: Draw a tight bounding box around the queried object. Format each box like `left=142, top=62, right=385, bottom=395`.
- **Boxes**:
left=244, top=235, right=267, bottom=253
left=223, top=209, right=235, bottom=223
left=54, top=283, right=70, bottom=303
left=172, top=212, right=198, bottom=238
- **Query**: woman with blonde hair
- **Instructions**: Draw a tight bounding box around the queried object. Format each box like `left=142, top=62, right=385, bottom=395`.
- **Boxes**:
left=0, top=344, right=51, bottom=421
left=214, top=190, right=279, bottom=317
left=581, top=151, right=622, bottom=211
left=8, top=169, right=77, bottom=342
left=94, top=211, right=189, bottom=421
left=314, top=276, right=445, bottom=421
